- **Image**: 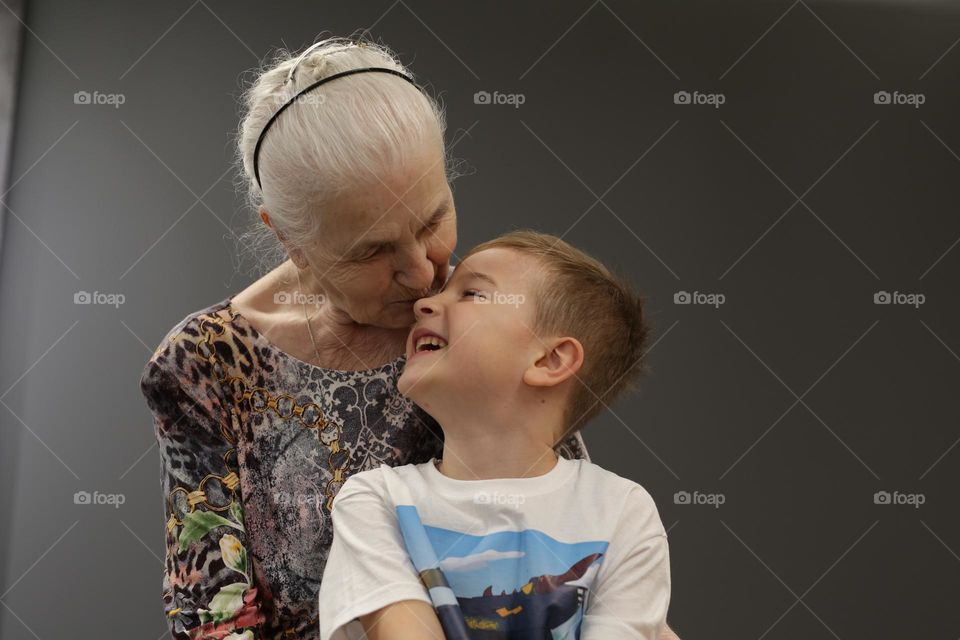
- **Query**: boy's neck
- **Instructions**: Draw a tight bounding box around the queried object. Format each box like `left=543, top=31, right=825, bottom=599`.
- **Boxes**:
left=416, top=383, right=568, bottom=480
left=434, top=424, right=561, bottom=481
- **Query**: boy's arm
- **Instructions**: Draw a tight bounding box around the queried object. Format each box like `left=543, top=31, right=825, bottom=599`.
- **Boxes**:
left=581, top=486, right=671, bottom=640
left=661, top=623, right=682, bottom=639
left=358, top=600, right=445, bottom=640
left=318, top=473, right=434, bottom=640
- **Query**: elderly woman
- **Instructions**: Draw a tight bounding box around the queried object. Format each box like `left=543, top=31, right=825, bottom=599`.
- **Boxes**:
left=140, top=37, right=680, bottom=640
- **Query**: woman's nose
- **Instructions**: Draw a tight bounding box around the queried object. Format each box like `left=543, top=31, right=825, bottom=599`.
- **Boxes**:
left=396, top=247, right=437, bottom=292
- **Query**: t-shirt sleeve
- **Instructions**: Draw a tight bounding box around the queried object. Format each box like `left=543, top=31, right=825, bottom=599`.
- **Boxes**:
left=581, top=485, right=671, bottom=640
left=139, top=315, right=266, bottom=639
left=318, top=471, right=432, bottom=640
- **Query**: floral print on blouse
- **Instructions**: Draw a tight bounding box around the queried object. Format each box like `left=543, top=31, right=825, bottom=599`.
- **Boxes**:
left=139, top=296, right=590, bottom=640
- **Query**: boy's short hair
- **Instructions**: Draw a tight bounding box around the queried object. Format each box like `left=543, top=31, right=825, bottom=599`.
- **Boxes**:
left=459, top=229, right=651, bottom=438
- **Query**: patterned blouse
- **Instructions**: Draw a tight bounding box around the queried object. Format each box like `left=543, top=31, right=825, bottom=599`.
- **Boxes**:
left=139, top=295, right=590, bottom=640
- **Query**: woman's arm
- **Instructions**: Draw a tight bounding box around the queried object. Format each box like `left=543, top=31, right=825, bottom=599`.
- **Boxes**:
left=140, top=323, right=266, bottom=639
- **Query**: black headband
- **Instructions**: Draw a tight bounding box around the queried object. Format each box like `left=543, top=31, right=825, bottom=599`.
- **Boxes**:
left=252, top=66, right=421, bottom=190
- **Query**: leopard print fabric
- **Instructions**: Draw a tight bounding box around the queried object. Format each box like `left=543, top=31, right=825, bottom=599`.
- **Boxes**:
left=139, top=296, right=590, bottom=639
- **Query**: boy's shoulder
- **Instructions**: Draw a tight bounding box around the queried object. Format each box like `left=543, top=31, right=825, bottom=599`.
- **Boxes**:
left=336, top=459, right=660, bottom=512
left=576, top=458, right=647, bottom=489
left=334, top=461, right=428, bottom=501
left=576, top=459, right=662, bottom=519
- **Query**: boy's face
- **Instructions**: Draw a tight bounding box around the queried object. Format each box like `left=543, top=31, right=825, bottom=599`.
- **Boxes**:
left=397, top=247, right=542, bottom=405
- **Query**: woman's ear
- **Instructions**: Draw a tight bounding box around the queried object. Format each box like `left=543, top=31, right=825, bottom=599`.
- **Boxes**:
left=263, top=209, right=309, bottom=269
left=289, top=250, right=309, bottom=270
left=523, top=337, right=584, bottom=388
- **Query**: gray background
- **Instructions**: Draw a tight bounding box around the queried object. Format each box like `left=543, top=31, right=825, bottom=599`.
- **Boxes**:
left=0, top=0, right=23, bottom=244
left=1, top=0, right=959, bottom=638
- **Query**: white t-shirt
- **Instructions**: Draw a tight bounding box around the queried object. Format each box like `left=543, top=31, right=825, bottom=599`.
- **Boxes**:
left=318, top=455, right=671, bottom=640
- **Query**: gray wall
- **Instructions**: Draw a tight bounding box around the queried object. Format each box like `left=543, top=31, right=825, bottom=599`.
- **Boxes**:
left=0, top=0, right=24, bottom=261
left=1, top=1, right=959, bottom=637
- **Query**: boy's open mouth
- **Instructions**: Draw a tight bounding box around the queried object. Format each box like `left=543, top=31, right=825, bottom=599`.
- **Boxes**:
left=415, top=335, right=448, bottom=354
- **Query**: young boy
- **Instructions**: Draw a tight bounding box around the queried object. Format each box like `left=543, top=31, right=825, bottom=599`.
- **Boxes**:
left=318, top=230, right=670, bottom=640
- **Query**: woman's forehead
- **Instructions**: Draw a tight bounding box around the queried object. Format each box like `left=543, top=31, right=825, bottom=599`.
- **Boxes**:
left=321, top=193, right=449, bottom=248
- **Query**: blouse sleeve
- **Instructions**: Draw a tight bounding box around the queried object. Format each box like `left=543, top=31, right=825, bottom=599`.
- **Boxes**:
left=557, top=430, right=591, bottom=462
left=402, top=406, right=445, bottom=465
left=139, top=317, right=267, bottom=639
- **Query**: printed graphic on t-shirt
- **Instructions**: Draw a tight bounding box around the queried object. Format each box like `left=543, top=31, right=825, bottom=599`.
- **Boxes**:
left=396, top=505, right=609, bottom=640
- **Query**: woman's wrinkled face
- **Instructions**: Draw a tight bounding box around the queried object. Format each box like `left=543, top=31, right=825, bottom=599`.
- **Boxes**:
left=302, top=146, right=457, bottom=328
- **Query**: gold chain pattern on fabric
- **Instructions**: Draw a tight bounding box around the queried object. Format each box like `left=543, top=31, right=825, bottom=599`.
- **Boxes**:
left=164, top=309, right=347, bottom=536
left=159, top=308, right=347, bottom=636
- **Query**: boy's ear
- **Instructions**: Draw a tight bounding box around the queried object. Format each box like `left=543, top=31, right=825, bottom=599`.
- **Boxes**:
left=523, top=337, right=584, bottom=389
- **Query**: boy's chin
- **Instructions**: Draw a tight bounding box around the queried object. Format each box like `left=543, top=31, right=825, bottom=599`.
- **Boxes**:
left=397, top=368, right=440, bottom=402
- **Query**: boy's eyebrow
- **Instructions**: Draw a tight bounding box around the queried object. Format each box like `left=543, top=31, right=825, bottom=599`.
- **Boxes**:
left=451, top=268, right=498, bottom=288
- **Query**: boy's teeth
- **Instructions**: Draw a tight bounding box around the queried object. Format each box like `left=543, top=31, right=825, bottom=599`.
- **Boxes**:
left=415, top=335, right=448, bottom=352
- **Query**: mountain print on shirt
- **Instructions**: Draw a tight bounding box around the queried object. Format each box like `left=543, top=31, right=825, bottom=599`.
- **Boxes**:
left=395, top=505, right=609, bottom=639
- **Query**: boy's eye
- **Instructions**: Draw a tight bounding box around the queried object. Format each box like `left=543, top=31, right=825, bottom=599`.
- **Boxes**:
left=463, top=289, right=485, bottom=300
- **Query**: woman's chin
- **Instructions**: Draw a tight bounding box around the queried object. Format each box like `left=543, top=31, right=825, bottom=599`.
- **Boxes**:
left=377, top=302, right=416, bottom=327
left=353, top=304, right=414, bottom=329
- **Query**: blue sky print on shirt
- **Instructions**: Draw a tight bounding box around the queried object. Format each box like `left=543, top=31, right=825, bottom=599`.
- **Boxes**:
left=396, top=505, right=609, bottom=639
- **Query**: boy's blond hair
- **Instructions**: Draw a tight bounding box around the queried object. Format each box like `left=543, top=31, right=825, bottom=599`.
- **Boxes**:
left=459, top=230, right=651, bottom=439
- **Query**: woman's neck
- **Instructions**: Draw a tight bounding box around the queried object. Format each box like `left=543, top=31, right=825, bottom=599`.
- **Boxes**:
left=304, top=305, right=409, bottom=370
left=232, top=260, right=410, bottom=371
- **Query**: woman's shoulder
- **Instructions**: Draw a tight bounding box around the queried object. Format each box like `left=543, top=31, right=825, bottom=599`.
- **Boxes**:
left=139, top=296, right=248, bottom=398
left=145, top=297, right=240, bottom=359
left=154, top=295, right=231, bottom=343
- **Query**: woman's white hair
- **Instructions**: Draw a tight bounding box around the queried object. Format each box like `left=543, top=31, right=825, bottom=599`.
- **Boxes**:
left=232, top=36, right=456, bottom=275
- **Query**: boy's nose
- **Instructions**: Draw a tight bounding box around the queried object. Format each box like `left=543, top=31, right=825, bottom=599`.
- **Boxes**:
left=413, top=295, right=439, bottom=318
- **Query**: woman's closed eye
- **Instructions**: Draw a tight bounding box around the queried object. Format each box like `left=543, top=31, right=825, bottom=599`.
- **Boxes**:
left=355, top=244, right=388, bottom=262
left=462, top=289, right=486, bottom=300
left=358, top=220, right=443, bottom=262
left=417, top=216, right=444, bottom=238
